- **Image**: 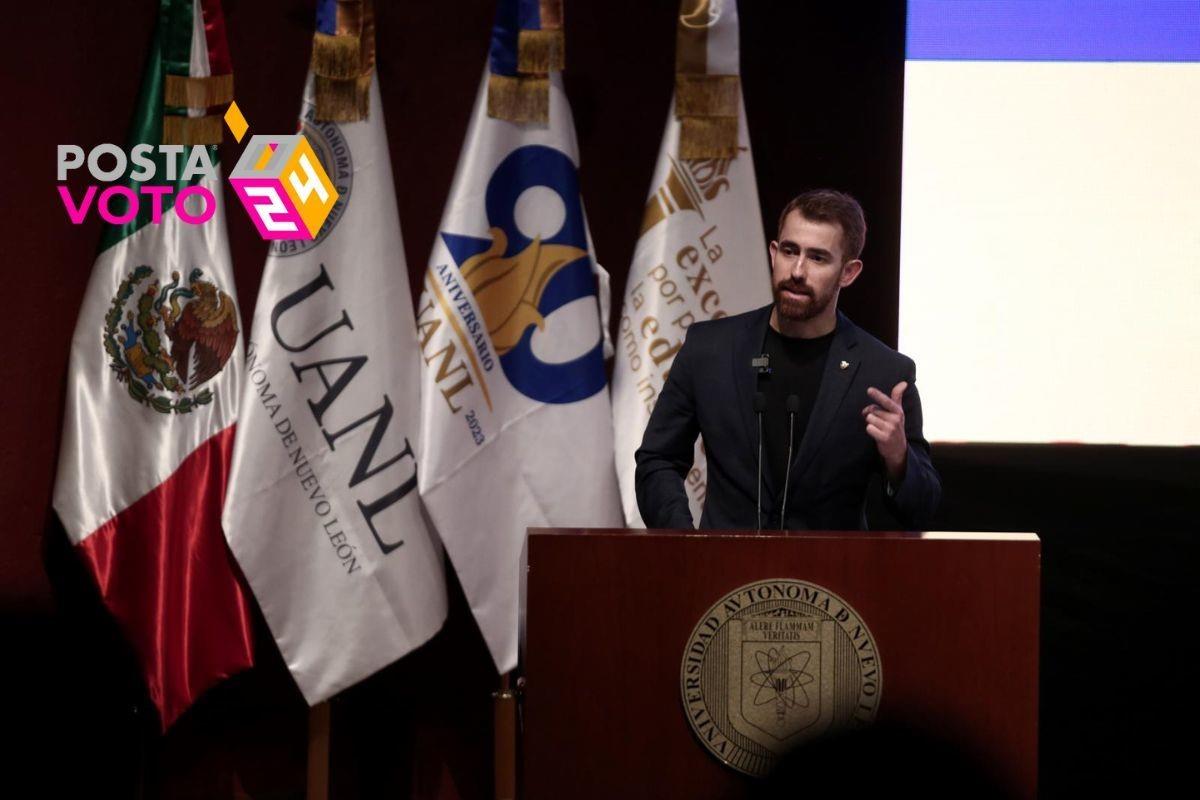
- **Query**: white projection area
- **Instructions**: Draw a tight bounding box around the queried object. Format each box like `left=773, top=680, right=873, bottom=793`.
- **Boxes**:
left=899, top=1, right=1200, bottom=445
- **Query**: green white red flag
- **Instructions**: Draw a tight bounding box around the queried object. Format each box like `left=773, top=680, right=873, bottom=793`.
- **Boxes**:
left=52, top=0, right=253, bottom=729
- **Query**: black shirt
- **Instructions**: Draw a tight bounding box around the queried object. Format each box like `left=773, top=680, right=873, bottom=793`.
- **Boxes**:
left=760, top=326, right=835, bottom=492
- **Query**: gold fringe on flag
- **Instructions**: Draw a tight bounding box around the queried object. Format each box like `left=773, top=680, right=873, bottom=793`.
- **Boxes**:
left=312, top=32, right=362, bottom=80
left=314, top=74, right=372, bottom=122
left=488, top=70, right=551, bottom=123
left=517, top=29, right=564, bottom=74
left=162, top=115, right=225, bottom=145
left=679, top=116, right=737, bottom=160
left=164, top=74, right=234, bottom=109
left=313, top=0, right=374, bottom=121
left=490, top=0, right=562, bottom=122
left=675, top=74, right=738, bottom=118
left=487, top=74, right=550, bottom=124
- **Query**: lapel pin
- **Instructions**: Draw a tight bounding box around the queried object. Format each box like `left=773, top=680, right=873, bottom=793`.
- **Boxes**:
left=839, top=360, right=850, bottom=370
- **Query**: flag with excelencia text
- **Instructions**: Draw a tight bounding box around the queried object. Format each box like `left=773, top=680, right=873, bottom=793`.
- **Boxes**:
left=611, top=0, right=771, bottom=526
left=222, top=0, right=448, bottom=706
left=52, top=0, right=253, bottom=729
left=416, top=0, right=623, bottom=673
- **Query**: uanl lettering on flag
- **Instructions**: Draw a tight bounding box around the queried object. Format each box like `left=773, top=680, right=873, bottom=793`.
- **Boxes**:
left=418, top=0, right=622, bottom=674
left=222, top=0, right=448, bottom=705
left=612, top=0, right=771, bottom=527
left=52, top=0, right=252, bottom=729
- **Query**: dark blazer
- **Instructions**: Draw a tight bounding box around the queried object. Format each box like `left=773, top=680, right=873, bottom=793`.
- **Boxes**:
left=635, top=305, right=941, bottom=531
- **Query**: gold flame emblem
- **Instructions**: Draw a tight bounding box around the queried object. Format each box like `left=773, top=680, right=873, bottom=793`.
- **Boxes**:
left=460, top=227, right=587, bottom=355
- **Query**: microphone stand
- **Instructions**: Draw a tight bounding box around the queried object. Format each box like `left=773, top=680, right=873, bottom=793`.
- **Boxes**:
left=754, top=392, right=766, bottom=532
left=780, top=394, right=800, bottom=530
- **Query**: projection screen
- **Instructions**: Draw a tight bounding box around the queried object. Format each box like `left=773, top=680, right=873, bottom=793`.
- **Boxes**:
left=899, top=0, right=1200, bottom=445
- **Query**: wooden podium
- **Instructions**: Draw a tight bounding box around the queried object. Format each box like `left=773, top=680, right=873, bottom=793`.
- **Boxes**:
left=522, top=529, right=1039, bottom=799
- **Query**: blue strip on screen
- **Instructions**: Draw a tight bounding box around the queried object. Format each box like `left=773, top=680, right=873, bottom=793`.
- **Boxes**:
left=906, top=0, right=1200, bottom=62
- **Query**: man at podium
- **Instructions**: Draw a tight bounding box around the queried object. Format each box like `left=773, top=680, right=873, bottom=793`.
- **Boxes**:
left=635, top=189, right=941, bottom=531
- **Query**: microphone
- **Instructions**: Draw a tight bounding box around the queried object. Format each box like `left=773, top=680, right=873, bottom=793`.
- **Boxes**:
left=780, top=394, right=800, bottom=530
left=754, top=391, right=766, bottom=532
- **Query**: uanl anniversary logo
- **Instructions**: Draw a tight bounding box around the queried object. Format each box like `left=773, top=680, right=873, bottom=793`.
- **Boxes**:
left=104, top=266, right=238, bottom=414
left=418, top=144, right=606, bottom=444
left=680, top=579, right=881, bottom=777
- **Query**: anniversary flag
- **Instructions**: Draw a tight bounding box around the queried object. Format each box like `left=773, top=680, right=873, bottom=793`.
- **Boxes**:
left=222, top=0, right=448, bottom=705
left=611, top=0, right=770, bottom=526
left=417, top=0, right=622, bottom=673
left=52, top=0, right=253, bottom=728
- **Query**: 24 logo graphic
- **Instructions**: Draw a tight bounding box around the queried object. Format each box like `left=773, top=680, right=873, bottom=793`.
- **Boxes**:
left=229, top=132, right=339, bottom=240
left=227, top=102, right=341, bottom=241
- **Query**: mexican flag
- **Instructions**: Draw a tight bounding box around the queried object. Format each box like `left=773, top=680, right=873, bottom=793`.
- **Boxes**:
left=52, top=0, right=253, bottom=729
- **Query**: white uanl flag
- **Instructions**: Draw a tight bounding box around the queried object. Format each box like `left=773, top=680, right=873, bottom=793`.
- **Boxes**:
left=52, top=0, right=253, bottom=729
left=223, top=75, right=447, bottom=705
left=417, top=0, right=623, bottom=674
left=612, top=0, right=770, bottom=527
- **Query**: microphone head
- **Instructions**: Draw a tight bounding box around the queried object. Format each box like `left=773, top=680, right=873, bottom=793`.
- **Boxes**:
left=754, top=392, right=767, bottom=413
left=786, top=394, right=801, bottom=414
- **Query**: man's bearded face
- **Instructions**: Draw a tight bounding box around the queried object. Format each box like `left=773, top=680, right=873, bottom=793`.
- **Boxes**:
left=770, top=212, right=848, bottom=325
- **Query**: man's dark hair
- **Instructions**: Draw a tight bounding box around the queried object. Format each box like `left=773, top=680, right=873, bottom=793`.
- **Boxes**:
left=776, top=189, right=867, bottom=262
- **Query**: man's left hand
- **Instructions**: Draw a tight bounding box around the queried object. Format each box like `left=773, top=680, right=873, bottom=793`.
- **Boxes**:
left=863, top=381, right=909, bottom=483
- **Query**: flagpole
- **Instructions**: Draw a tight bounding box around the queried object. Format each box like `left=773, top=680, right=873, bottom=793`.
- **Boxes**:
left=306, top=701, right=331, bottom=800
left=494, top=672, right=518, bottom=800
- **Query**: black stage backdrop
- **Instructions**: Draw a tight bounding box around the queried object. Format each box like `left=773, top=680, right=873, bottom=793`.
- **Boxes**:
left=2, top=1, right=1194, bottom=797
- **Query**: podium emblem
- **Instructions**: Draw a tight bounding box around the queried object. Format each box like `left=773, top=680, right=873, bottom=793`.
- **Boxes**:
left=728, top=615, right=835, bottom=747
left=680, top=579, right=881, bottom=777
